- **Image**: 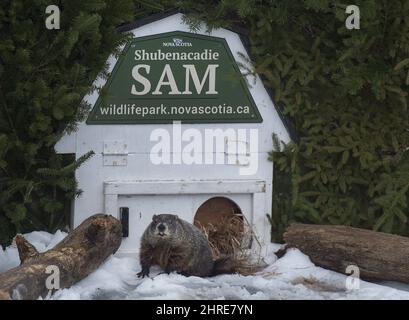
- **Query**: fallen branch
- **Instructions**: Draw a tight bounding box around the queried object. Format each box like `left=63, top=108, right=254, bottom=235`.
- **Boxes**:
left=284, top=223, right=409, bottom=283
left=0, top=214, right=122, bottom=300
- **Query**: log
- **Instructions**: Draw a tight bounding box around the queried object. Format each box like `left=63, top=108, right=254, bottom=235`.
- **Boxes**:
left=0, top=214, right=122, bottom=300
left=284, top=223, right=409, bottom=283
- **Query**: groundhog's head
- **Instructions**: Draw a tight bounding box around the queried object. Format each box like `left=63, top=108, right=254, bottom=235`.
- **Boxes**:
left=149, top=214, right=179, bottom=240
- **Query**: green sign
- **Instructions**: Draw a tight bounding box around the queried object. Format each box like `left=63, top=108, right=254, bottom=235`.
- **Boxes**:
left=87, top=31, right=262, bottom=124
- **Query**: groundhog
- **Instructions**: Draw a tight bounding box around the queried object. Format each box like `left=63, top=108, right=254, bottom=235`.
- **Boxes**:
left=137, top=214, right=235, bottom=278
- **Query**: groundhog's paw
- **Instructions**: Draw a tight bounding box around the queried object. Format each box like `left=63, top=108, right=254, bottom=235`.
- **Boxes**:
left=137, top=270, right=149, bottom=278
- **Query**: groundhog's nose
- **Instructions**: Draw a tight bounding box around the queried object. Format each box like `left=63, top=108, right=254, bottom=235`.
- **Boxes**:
left=157, top=223, right=166, bottom=232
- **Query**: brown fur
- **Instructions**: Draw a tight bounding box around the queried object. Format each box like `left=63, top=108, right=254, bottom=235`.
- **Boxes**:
left=137, top=214, right=236, bottom=277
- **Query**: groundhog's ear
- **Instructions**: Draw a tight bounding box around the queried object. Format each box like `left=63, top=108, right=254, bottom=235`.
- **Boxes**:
left=152, top=215, right=158, bottom=222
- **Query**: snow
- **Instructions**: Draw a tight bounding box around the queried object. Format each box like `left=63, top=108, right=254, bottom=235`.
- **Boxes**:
left=1, top=230, right=409, bottom=300
left=0, top=230, right=67, bottom=273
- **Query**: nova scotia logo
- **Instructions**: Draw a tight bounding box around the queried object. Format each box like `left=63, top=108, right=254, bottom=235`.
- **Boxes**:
left=163, top=38, right=192, bottom=47
left=173, top=38, right=183, bottom=45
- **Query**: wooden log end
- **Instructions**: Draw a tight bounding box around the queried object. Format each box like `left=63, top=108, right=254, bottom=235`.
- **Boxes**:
left=84, top=214, right=122, bottom=248
left=15, top=234, right=39, bottom=265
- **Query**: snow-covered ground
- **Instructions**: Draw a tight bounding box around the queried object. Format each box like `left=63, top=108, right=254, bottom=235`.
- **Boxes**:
left=1, top=230, right=409, bottom=300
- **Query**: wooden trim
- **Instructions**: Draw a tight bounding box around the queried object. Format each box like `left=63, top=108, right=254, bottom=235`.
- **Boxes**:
left=104, top=180, right=266, bottom=195
left=104, top=194, right=118, bottom=217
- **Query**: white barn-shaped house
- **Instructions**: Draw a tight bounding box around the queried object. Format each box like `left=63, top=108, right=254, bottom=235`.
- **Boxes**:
left=56, top=12, right=294, bottom=257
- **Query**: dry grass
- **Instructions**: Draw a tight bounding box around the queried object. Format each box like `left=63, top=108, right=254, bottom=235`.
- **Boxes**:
left=196, top=214, right=266, bottom=275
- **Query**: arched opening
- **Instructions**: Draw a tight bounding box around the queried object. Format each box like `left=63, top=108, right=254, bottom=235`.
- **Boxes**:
left=194, top=197, right=245, bottom=257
